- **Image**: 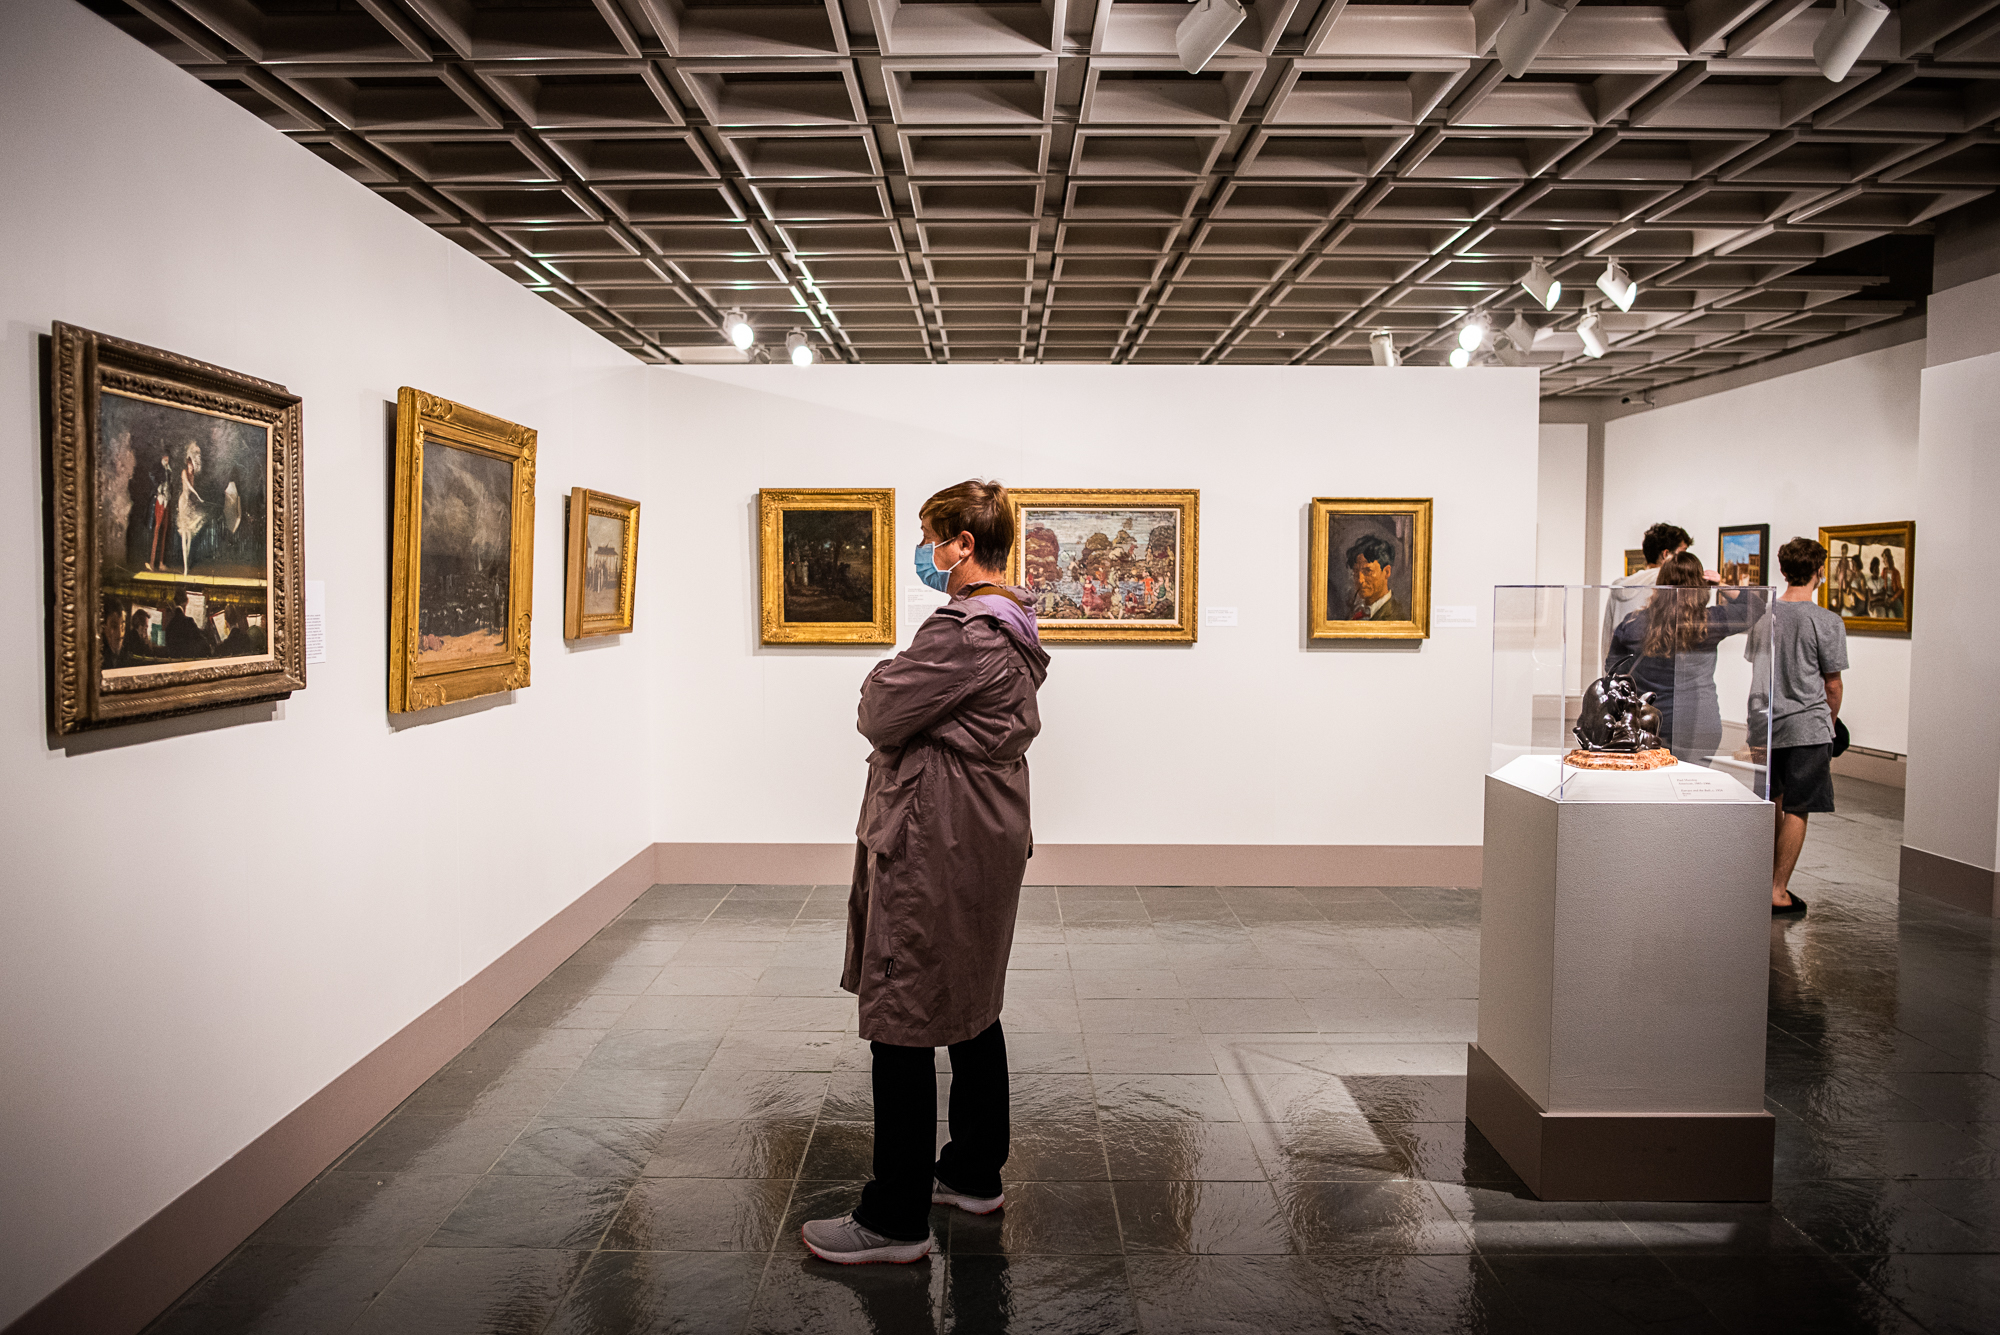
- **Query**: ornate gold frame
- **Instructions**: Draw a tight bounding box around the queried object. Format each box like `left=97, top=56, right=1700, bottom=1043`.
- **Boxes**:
left=1818, top=520, right=1914, bottom=637
left=758, top=488, right=896, bottom=644
left=1308, top=497, right=1433, bottom=641
left=564, top=487, right=640, bottom=639
left=390, top=388, right=537, bottom=712
left=47, top=322, right=306, bottom=734
left=1004, top=488, right=1200, bottom=644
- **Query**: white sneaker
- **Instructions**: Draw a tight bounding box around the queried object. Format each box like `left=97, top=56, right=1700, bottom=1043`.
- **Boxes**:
left=800, top=1214, right=934, bottom=1265
left=931, top=1177, right=1005, bottom=1215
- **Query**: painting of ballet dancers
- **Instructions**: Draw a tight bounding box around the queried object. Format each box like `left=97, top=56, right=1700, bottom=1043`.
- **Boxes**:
left=95, top=390, right=272, bottom=672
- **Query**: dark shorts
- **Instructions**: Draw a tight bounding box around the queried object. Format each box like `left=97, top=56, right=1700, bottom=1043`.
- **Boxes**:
left=1771, top=743, right=1835, bottom=816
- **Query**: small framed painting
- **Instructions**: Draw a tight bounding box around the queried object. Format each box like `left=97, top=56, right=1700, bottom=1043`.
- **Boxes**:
left=390, top=388, right=537, bottom=712
left=1624, top=549, right=1649, bottom=576
left=1308, top=498, right=1433, bottom=641
left=564, top=488, right=640, bottom=639
left=758, top=488, right=895, bottom=644
left=46, top=322, right=306, bottom=733
left=1819, top=521, right=1913, bottom=637
left=1717, top=524, right=1770, bottom=588
left=1005, top=489, right=1199, bottom=644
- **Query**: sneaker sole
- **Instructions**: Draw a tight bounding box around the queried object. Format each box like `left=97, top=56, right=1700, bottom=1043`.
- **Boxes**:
left=931, top=1192, right=1005, bottom=1216
left=800, top=1227, right=933, bottom=1265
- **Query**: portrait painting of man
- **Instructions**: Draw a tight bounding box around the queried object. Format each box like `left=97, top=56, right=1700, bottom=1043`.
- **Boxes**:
left=1309, top=498, right=1433, bottom=640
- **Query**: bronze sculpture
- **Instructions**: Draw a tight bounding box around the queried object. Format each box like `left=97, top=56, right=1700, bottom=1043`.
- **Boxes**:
left=1566, top=671, right=1674, bottom=770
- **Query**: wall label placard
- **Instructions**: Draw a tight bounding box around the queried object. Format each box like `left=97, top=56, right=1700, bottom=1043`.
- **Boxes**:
left=1436, top=605, right=1477, bottom=628
left=1203, top=606, right=1238, bottom=627
left=304, top=580, right=326, bottom=665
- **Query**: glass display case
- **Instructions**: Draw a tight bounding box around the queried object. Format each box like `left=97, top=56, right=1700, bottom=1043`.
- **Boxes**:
left=1490, top=584, right=1774, bottom=803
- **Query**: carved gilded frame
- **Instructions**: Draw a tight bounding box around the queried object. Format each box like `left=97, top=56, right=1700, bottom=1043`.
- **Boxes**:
left=758, top=488, right=896, bottom=645
left=1308, top=497, right=1432, bottom=641
left=564, top=488, right=640, bottom=639
left=1004, top=488, right=1200, bottom=644
left=47, top=322, right=306, bottom=734
left=390, top=388, right=537, bottom=712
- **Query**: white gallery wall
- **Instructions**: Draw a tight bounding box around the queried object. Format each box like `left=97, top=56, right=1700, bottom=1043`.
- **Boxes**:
left=0, top=0, right=660, bottom=1324
left=1536, top=423, right=1590, bottom=586
left=648, top=366, right=1540, bottom=852
left=1598, top=340, right=1924, bottom=754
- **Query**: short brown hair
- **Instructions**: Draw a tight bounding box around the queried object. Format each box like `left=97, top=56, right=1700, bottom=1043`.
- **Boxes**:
left=1777, top=537, right=1826, bottom=587
left=920, top=480, right=1014, bottom=569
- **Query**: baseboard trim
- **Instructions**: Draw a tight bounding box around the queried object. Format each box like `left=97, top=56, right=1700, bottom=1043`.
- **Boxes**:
left=1464, top=1044, right=1774, bottom=1202
left=653, top=841, right=1482, bottom=888
left=1900, top=844, right=2000, bottom=917
left=3, top=844, right=660, bottom=1335
left=1831, top=747, right=1906, bottom=789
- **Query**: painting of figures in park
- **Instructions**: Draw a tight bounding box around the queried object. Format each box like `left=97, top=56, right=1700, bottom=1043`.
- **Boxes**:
left=1820, top=521, right=1914, bottom=637
left=390, top=388, right=536, bottom=712
left=758, top=488, right=895, bottom=644
left=1006, top=490, right=1199, bottom=643
left=48, top=322, right=305, bottom=733
left=565, top=487, right=640, bottom=639
left=1307, top=498, right=1432, bottom=640
left=418, top=440, right=513, bottom=666
left=96, top=390, right=273, bottom=670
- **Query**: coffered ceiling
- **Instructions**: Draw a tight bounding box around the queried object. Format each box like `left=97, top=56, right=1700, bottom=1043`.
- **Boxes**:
left=80, top=0, right=2000, bottom=398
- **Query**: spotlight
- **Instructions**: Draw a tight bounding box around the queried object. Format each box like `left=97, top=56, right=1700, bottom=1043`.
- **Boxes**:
left=1814, top=0, right=1889, bottom=83
left=1494, top=0, right=1578, bottom=79
left=1368, top=329, right=1400, bottom=367
left=1458, top=314, right=1490, bottom=351
left=1175, top=0, right=1245, bottom=74
left=1577, top=307, right=1609, bottom=359
left=722, top=309, right=754, bottom=350
left=1595, top=258, right=1637, bottom=312
left=1494, top=339, right=1529, bottom=368
left=1449, top=347, right=1472, bottom=369
left=1520, top=258, right=1561, bottom=311
left=785, top=329, right=814, bottom=366
left=1505, top=313, right=1539, bottom=350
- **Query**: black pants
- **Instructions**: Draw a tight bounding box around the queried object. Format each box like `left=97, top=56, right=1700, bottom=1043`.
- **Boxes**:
left=853, top=1019, right=1009, bottom=1242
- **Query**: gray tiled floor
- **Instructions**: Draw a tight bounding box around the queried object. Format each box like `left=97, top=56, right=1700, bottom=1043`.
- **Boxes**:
left=148, top=777, right=2000, bottom=1333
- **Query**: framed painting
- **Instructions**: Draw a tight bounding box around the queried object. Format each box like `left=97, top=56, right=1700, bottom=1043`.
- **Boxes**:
left=564, top=488, right=639, bottom=639
left=389, top=388, right=537, bottom=712
left=1005, top=489, right=1199, bottom=644
left=1308, top=498, right=1433, bottom=640
left=46, top=322, right=305, bottom=734
left=1624, top=549, right=1649, bottom=576
left=1819, top=521, right=1913, bottom=637
left=1718, top=524, right=1770, bottom=588
left=758, top=488, right=895, bottom=644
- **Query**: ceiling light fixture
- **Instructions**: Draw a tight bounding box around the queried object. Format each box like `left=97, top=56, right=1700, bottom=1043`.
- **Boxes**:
left=1175, top=0, right=1245, bottom=74
left=1494, top=338, right=1529, bottom=368
left=722, top=309, right=755, bottom=351
left=1494, top=0, right=1580, bottom=79
left=1814, top=0, right=1890, bottom=83
left=1368, top=329, right=1400, bottom=367
left=1520, top=258, right=1561, bottom=310
left=1449, top=347, right=1472, bottom=368
left=1505, top=313, right=1539, bottom=350
left=1458, top=314, right=1490, bottom=351
left=1595, top=258, right=1638, bottom=312
left=785, top=329, right=814, bottom=366
left=1577, top=307, right=1609, bottom=359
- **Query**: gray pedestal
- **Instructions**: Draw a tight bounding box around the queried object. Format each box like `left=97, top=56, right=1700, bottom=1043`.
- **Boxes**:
left=1469, top=768, right=1776, bottom=1201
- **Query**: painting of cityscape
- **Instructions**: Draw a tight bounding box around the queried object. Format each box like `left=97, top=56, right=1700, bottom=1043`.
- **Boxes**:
left=1007, top=489, right=1198, bottom=643
left=418, top=440, right=513, bottom=666
left=565, top=487, right=640, bottom=638
left=1718, top=524, right=1770, bottom=588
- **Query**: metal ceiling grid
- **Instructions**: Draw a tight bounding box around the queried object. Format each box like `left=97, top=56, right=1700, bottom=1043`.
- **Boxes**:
left=84, top=0, right=2000, bottom=398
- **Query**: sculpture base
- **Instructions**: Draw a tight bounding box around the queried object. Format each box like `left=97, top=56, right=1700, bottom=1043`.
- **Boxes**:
left=1563, top=747, right=1675, bottom=771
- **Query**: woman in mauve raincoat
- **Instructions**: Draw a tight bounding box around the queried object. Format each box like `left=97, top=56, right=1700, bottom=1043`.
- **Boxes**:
left=802, top=480, right=1050, bottom=1265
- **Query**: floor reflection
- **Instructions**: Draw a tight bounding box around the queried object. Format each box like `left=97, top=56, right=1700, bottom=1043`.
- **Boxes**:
left=146, top=778, right=1998, bottom=1333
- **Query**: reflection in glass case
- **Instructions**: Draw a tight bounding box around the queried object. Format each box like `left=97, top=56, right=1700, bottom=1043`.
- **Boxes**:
left=1490, top=584, right=1774, bottom=803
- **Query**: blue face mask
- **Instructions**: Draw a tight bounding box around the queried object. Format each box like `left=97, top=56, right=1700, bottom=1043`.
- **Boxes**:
left=914, top=538, right=962, bottom=592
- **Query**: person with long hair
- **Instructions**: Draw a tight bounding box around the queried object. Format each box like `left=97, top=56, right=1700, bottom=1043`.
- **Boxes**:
left=1605, top=552, right=1763, bottom=764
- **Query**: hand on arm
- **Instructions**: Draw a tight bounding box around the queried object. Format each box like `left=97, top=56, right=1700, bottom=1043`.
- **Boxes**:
left=857, top=616, right=980, bottom=749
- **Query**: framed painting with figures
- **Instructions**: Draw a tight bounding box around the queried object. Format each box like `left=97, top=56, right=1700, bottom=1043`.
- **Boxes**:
left=1819, top=521, right=1913, bottom=637
left=1308, top=498, right=1432, bottom=641
left=758, top=488, right=895, bottom=645
left=564, top=488, right=639, bottom=639
left=1718, top=524, right=1770, bottom=589
left=1625, top=549, right=1649, bottom=576
left=1004, top=489, right=1199, bottom=644
left=46, top=322, right=305, bottom=734
left=390, top=388, right=537, bottom=712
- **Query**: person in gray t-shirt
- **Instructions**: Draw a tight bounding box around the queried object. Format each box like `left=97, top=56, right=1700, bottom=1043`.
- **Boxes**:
left=1768, top=537, right=1849, bottom=917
